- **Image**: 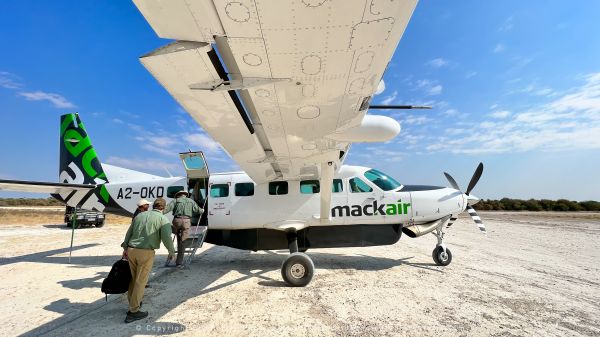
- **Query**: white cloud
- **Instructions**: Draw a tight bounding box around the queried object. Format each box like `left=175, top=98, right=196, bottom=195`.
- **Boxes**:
left=123, top=119, right=226, bottom=161
left=465, top=71, right=478, bottom=79
left=489, top=110, right=511, bottom=119
left=18, top=91, right=76, bottom=109
left=493, top=43, right=506, bottom=53
left=426, top=58, right=448, bottom=68
left=443, top=109, right=459, bottom=116
left=533, top=88, right=554, bottom=96
left=498, top=16, right=514, bottom=32
left=184, top=133, right=221, bottom=153
left=363, top=147, right=404, bottom=162
left=0, top=71, right=21, bottom=89
left=111, top=118, right=124, bottom=124
left=425, top=72, right=600, bottom=154
left=428, top=85, right=443, bottom=96
left=380, top=90, right=398, bottom=105
left=511, top=81, right=555, bottom=97
left=375, top=79, right=386, bottom=95
left=402, top=115, right=432, bottom=125
left=415, top=79, right=443, bottom=96
left=105, top=156, right=180, bottom=171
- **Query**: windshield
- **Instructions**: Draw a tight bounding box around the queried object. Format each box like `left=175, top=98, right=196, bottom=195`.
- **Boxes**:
left=364, top=169, right=402, bottom=191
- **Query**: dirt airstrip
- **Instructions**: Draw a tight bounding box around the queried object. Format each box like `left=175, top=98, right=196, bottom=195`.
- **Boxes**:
left=0, top=208, right=598, bottom=336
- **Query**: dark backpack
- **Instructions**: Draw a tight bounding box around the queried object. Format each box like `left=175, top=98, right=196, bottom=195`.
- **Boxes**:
left=101, top=259, right=132, bottom=300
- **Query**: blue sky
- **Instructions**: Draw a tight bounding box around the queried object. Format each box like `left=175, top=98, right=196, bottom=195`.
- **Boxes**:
left=1, top=1, right=599, bottom=201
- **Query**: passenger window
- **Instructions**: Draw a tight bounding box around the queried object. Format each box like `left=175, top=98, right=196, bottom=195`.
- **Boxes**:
left=235, top=182, right=254, bottom=196
left=167, top=186, right=185, bottom=198
left=332, top=179, right=343, bottom=193
left=300, top=180, right=320, bottom=194
left=269, top=181, right=288, bottom=195
left=349, top=178, right=373, bottom=193
left=210, top=184, right=229, bottom=198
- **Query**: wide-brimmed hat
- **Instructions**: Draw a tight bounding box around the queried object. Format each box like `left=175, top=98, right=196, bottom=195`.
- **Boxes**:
left=175, top=190, right=189, bottom=197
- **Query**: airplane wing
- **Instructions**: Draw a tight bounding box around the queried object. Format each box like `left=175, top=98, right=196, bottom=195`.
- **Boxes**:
left=134, top=0, right=417, bottom=184
left=0, top=179, right=95, bottom=195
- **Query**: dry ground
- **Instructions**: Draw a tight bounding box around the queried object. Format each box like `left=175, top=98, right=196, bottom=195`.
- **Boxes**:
left=0, top=210, right=598, bottom=337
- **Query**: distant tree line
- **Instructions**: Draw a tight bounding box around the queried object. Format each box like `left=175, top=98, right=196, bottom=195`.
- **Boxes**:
left=476, top=198, right=600, bottom=211
left=0, top=197, right=63, bottom=206
left=0, top=197, right=599, bottom=211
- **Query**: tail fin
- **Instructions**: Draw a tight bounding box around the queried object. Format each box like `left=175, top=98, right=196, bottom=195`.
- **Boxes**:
left=57, top=113, right=110, bottom=210
left=59, top=113, right=108, bottom=185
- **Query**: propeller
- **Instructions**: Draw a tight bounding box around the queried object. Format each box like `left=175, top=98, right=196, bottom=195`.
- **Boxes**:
left=443, top=162, right=486, bottom=233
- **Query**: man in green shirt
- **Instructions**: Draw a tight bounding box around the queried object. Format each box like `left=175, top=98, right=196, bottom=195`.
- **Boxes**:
left=163, top=190, right=203, bottom=267
left=121, top=198, right=175, bottom=323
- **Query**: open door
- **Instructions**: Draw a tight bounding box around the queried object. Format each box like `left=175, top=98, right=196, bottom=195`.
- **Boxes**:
left=179, top=151, right=209, bottom=225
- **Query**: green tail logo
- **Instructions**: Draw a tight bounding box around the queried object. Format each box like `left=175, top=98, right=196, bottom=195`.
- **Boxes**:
left=57, top=113, right=110, bottom=210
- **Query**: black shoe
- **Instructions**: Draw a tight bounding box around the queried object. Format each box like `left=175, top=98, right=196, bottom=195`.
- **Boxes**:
left=125, top=310, right=148, bottom=323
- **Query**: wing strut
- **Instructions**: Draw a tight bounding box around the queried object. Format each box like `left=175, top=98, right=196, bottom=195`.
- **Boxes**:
left=319, top=161, right=334, bottom=224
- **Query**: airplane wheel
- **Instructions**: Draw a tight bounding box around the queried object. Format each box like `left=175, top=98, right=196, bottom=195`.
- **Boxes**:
left=281, top=253, right=314, bottom=287
left=432, top=246, right=452, bottom=266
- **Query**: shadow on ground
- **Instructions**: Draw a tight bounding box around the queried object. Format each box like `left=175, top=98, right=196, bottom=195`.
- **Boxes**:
left=22, top=245, right=441, bottom=336
left=0, top=244, right=109, bottom=267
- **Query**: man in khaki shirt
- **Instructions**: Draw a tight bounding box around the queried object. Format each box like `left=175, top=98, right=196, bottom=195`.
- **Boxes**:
left=163, top=190, right=203, bottom=267
left=121, top=198, right=175, bottom=323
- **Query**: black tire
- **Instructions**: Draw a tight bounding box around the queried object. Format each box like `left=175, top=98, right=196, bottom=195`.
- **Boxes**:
left=95, top=220, right=105, bottom=228
left=432, top=246, right=452, bottom=266
left=281, top=253, right=314, bottom=287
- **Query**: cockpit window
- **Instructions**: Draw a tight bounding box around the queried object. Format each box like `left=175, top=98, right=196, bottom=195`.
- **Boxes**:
left=364, top=169, right=401, bottom=191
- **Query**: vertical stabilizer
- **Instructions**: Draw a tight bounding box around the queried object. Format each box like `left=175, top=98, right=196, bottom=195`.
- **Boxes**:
left=56, top=113, right=110, bottom=210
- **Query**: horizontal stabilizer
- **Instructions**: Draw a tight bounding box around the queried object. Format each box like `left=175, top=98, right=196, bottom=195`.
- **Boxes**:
left=0, top=179, right=95, bottom=194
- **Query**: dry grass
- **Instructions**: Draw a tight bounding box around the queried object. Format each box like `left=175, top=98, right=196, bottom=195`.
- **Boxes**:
left=0, top=207, right=132, bottom=225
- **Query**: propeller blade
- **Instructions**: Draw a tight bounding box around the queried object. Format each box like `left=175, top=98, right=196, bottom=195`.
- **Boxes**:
left=446, top=215, right=458, bottom=228
left=465, top=162, right=484, bottom=195
left=444, top=172, right=461, bottom=191
left=466, top=205, right=486, bottom=233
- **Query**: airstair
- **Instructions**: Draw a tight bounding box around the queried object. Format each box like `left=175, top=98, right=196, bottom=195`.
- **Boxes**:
left=181, top=225, right=208, bottom=266
left=177, top=150, right=210, bottom=267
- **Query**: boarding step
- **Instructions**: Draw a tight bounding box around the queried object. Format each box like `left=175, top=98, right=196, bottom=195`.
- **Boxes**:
left=182, top=225, right=208, bottom=266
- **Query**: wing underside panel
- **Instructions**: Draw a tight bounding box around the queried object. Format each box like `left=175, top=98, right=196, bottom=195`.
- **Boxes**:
left=134, top=0, right=418, bottom=182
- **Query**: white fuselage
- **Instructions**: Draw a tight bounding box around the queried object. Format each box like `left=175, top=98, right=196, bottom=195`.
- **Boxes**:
left=101, top=165, right=466, bottom=231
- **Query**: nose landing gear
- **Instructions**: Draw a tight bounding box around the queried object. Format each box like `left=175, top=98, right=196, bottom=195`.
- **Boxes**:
left=432, top=245, right=452, bottom=266
left=431, top=221, right=453, bottom=266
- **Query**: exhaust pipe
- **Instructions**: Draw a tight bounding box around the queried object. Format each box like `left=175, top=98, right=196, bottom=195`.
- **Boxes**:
left=402, top=216, right=451, bottom=238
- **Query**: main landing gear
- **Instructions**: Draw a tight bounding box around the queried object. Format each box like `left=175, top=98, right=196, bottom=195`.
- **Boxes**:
left=431, top=222, right=453, bottom=266
left=281, top=231, right=314, bottom=287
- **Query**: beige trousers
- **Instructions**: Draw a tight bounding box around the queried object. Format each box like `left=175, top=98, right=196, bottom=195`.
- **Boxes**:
left=127, top=247, right=155, bottom=313
left=172, top=217, right=191, bottom=265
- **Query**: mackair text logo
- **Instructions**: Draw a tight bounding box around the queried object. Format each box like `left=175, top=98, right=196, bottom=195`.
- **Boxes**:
left=331, top=200, right=411, bottom=217
left=59, top=114, right=108, bottom=211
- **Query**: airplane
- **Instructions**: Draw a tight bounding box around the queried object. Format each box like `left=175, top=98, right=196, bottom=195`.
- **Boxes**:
left=0, top=0, right=486, bottom=287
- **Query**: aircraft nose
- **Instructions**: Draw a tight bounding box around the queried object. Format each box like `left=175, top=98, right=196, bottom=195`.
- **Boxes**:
left=467, top=194, right=480, bottom=206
